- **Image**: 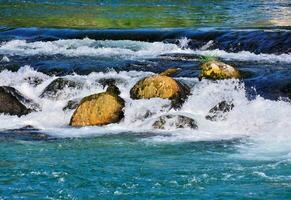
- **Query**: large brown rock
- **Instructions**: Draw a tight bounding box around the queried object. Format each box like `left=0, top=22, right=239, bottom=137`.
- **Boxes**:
left=130, top=68, right=190, bottom=108
left=200, top=60, right=240, bottom=80
left=0, top=86, right=40, bottom=116
left=69, top=85, right=125, bottom=127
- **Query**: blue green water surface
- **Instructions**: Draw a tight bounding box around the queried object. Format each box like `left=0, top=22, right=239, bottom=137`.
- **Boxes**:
left=1, top=135, right=290, bottom=199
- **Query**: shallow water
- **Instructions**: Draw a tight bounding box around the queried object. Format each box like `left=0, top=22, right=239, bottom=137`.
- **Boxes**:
left=0, top=1, right=291, bottom=199
left=0, top=0, right=291, bottom=29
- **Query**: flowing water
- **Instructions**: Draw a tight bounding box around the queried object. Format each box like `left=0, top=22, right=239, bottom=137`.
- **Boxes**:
left=0, top=1, right=291, bottom=199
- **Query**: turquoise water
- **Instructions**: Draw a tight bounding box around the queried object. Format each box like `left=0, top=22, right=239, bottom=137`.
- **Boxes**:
left=1, top=135, right=291, bottom=199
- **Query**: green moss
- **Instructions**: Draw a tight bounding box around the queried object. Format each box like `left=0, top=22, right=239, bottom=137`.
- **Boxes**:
left=199, top=55, right=218, bottom=64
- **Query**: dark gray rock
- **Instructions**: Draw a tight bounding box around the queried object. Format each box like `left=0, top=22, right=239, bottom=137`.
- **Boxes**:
left=0, top=86, right=40, bottom=116
left=205, top=101, right=234, bottom=121
left=40, top=78, right=83, bottom=99
left=171, top=81, right=191, bottom=109
left=153, top=114, right=198, bottom=129
left=63, top=99, right=81, bottom=111
left=0, top=126, right=53, bottom=141
left=24, top=76, right=44, bottom=86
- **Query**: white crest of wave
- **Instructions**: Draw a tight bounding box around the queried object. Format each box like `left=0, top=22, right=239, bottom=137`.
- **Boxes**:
left=193, top=49, right=291, bottom=64
left=0, top=38, right=184, bottom=59
left=1, top=38, right=290, bottom=63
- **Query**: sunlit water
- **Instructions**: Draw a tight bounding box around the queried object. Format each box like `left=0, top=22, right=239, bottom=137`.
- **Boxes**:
left=0, top=1, right=291, bottom=199
left=0, top=0, right=290, bottom=28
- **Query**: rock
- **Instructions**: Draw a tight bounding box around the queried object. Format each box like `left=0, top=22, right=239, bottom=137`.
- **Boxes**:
left=98, top=78, right=124, bottom=88
left=130, top=68, right=190, bottom=108
left=152, top=114, right=198, bottom=130
left=0, top=86, right=40, bottom=116
left=70, top=85, right=125, bottom=127
left=24, top=76, right=43, bottom=86
left=40, top=78, right=83, bottom=99
left=280, top=83, right=291, bottom=99
left=159, top=68, right=179, bottom=76
left=199, top=60, right=240, bottom=80
left=63, top=99, right=81, bottom=111
left=205, top=101, right=234, bottom=121
left=1, top=126, right=52, bottom=141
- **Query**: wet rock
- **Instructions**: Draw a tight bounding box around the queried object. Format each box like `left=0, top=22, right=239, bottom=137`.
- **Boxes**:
left=130, top=68, right=190, bottom=108
left=70, top=85, right=125, bottom=127
left=0, top=126, right=52, bottom=141
left=24, top=76, right=43, bottom=86
left=152, top=114, right=198, bottom=130
left=205, top=101, right=234, bottom=121
left=98, top=78, right=124, bottom=88
left=159, top=68, right=179, bottom=76
left=280, top=83, right=291, bottom=99
left=134, top=110, right=155, bottom=122
left=200, top=60, right=240, bottom=80
left=0, top=86, right=40, bottom=116
left=40, top=78, right=83, bottom=99
left=63, top=99, right=81, bottom=111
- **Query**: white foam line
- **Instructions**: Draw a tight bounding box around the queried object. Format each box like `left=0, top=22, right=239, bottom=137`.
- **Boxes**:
left=0, top=38, right=290, bottom=63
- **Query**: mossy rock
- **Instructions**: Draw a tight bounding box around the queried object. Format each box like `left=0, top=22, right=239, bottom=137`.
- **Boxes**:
left=70, top=85, right=124, bottom=127
left=200, top=61, right=240, bottom=80
left=0, top=86, right=39, bottom=116
left=130, top=68, right=190, bottom=108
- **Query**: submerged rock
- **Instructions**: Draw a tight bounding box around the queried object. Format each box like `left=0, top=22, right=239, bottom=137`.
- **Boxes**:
left=130, top=68, right=190, bottom=108
left=40, top=78, right=83, bottom=99
left=152, top=114, right=198, bottom=130
left=70, top=85, right=125, bottom=127
left=0, top=126, right=52, bottom=141
left=0, top=86, right=39, bottom=116
left=200, top=60, right=240, bottom=80
left=205, top=101, right=234, bottom=121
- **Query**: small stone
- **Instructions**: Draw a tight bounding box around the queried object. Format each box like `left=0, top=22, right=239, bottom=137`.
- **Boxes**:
left=205, top=101, right=234, bottom=121
left=152, top=114, right=198, bottom=129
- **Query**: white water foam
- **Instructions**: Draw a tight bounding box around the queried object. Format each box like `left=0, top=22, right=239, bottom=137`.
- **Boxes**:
left=0, top=38, right=290, bottom=63
left=0, top=66, right=290, bottom=161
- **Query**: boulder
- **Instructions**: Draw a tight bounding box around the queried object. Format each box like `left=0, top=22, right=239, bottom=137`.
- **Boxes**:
left=40, top=78, right=83, bottom=99
left=199, top=60, right=240, bottom=80
left=70, top=85, right=125, bottom=127
left=152, top=114, right=198, bottom=130
left=205, top=101, right=234, bottom=121
left=0, top=86, right=40, bottom=116
left=130, top=68, right=190, bottom=108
